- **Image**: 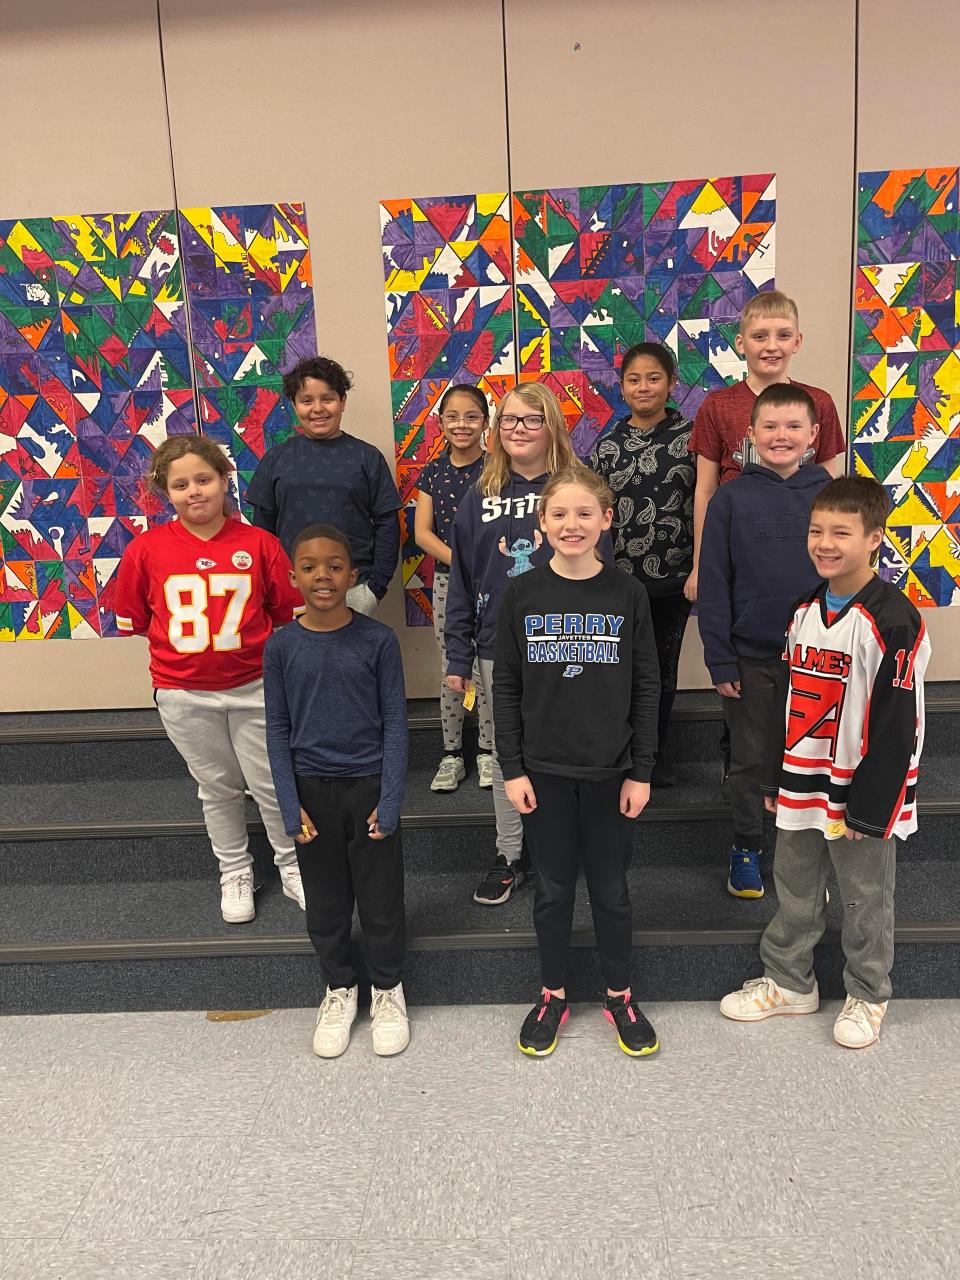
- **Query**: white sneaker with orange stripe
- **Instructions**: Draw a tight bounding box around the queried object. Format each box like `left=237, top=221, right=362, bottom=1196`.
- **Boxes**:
left=720, top=975, right=819, bottom=1022
left=833, top=996, right=887, bottom=1049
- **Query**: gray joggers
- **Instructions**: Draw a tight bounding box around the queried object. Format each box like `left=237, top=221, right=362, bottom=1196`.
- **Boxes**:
left=433, top=572, right=493, bottom=754
left=156, top=678, right=297, bottom=883
left=760, top=826, right=896, bottom=1003
left=476, top=657, right=523, bottom=864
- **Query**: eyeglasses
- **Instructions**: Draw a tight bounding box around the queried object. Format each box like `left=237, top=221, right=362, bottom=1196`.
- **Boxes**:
left=499, top=413, right=545, bottom=432
left=440, top=413, right=485, bottom=427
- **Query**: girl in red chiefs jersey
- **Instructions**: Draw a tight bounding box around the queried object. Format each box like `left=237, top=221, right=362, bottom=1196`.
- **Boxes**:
left=113, top=435, right=305, bottom=925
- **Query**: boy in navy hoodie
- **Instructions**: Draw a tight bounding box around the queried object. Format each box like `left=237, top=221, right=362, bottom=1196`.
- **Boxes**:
left=698, top=383, right=832, bottom=899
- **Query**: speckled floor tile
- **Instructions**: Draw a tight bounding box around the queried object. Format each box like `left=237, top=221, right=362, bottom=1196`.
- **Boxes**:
left=379, top=1049, right=515, bottom=1132
left=511, top=1238, right=671, bottom=1280
left=61, top=1137, right=244, bottom=1243
left=360, top=1132, right=512, bottom=1240
left=194, top=1238, right=355, bottom=1279
left=513, top=1037, right=780, bottom=1135
left=0, top=1138, right=110, bottom=1238
left=653, top=1130, right=818, bottom=1241
left=826, top=1227, right=960, bottom=1280
left=670, top=1237, right=841, bottom=1279
left=394, top=1003, right=519, bottom=1058
left=5, top=1059, right=136, bottom=1141
left=0, top=1241, right=53, bottom=1280
left=251, top=1052, right=388, bottom=1137
left=790, top=1131, right=960, bottom=1229
left=899, top=1047, right=960, bottom=1129
left=35, top=1241, right=201, bottom=1279
left=208, top=1134, right=377, bottom=1238
left=112, top=1057, right=276, bottom=1138
left=2, top=1011, right=207, bottom=1064
left=351, top=1240, right=511, bottom=1279
left=510, top=1133, right=663, bottom=1237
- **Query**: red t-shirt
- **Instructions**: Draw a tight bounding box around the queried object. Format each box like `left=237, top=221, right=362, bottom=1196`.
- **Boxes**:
left=689, top=378, right=845, bottom=485
left=114, top=518, right=302, bottom=690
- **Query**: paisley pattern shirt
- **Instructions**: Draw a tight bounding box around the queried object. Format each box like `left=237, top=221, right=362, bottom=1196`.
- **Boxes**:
left=587, top=409, right=695, bottom=597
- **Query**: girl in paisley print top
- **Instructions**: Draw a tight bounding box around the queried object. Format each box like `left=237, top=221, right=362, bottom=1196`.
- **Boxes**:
left=588, top=343, right=695, bottom=786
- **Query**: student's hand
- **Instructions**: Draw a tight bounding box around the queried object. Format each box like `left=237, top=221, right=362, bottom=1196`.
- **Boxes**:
left=505, top=776, right=537, bottom=814
left=620, top=779, right=650, bottom=819
left=366, top=807, right=388, bottom=841
left=716, top=681, right=741, bottom=699
left=764, top=796, right=778, bottom=814
left=843, top=827, right=865, bottom=841
left=445, top=675, right=472, bottom=695
left=683, top=568, right=698, bottom=603
left=296, top=807, right=317, bottom=844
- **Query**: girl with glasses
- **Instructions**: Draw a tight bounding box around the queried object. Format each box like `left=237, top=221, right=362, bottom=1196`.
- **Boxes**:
left=444, top=383, right=577, bottom=905
left=414, top=384, right=495, bottom=793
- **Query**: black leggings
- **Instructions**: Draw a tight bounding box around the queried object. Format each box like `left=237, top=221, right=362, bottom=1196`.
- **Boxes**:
left=522, top=771, right=635, bottom=992
left=648, top=591, right=693, bottom=763
left=296, top=774, right=405, bottom=990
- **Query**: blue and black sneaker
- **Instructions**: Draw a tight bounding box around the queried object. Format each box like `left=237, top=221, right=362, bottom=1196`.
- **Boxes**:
left=727, top=848, right=764, bottom=898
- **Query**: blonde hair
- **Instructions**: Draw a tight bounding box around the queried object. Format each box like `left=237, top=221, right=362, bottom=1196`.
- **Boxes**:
left=739, top=289, right=799, bottom=331
left=538, top=465, right=612, bottom=561
left=538, top=465, right=613, bottom=516
left=146, top=434, right=234, bottom=515
left=479, top=383, right=576, bottom=497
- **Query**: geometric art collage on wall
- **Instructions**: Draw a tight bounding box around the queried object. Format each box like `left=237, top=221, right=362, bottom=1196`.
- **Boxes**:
left=382, top=175, right=776, bottom=624
left=852, top=168, right=960, bottom=606
left=0, top=203, right=313, bottom=640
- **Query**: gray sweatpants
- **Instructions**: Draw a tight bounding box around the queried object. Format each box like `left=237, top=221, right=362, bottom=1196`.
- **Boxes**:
left=156, top=678, right=297, bottom=883
left=477, top=657, right=523, bottom=864
left=760, top=826, right=896, bottom=1003
left=433, top=572, right=493, bottom=754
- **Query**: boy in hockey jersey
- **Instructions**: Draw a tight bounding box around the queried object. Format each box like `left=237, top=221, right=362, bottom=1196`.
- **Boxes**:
left=721, top=477, right=930, bottom=1049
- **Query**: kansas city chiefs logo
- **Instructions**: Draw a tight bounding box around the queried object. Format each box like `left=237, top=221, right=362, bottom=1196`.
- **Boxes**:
left=196, top=557, right=216, bottom=570
left=232, top=550, right=253, bottom=569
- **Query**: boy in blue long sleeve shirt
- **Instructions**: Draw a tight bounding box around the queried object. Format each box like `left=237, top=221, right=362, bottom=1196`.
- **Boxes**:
left=697, top=383, right=831, bottom=900
left=264, top=523, right=409, bottom=1058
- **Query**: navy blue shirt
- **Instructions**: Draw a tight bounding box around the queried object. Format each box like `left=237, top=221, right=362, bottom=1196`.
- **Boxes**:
left=263, top=613, right=408, bottom=835
left=417, top=452, right=484, bottom=574
left=247, top=432, right=401, bottom=598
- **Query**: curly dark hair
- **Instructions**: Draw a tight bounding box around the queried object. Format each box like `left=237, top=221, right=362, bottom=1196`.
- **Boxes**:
left=282, top=356, right=354, bottom=401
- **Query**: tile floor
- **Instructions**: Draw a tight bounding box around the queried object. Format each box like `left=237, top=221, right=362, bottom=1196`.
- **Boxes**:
left=1, top=998, right=959, bottom=1278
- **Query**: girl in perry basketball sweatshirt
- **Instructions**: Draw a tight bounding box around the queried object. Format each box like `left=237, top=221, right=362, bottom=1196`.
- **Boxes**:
left=444, top=383, right=576, bottom=906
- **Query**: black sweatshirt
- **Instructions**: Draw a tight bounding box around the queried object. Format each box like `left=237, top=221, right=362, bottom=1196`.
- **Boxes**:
left=493, top=563, right=661, bottom=783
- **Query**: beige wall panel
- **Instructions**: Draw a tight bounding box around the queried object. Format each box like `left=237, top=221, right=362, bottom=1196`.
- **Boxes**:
left=858, top=0, right=960, bottom=169
left=857, top=0, right=960, bottom=679
left=505, top=0, right=856, bottom=689
left=159, top=0, right=509, bottom=698
left=0, top=0, right=173, bottom=218
left=1, top=1, right=177, bottom=709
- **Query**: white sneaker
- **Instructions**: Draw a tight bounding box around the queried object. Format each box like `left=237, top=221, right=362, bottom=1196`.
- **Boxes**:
left=477, top=753, right=494, bottom=789
left=834, top=995, right=887, bottom=1049
left=280, top=864, right=306, bottom=910
left=370, top=983, right=410, bottom=1056
left=720, top=975, right=819, bottom=1022
left=220, top=870, right=255, bottom=924
left=431, top=755, right=466, bottom=792
left=313, top=985, right=358, bottom=1058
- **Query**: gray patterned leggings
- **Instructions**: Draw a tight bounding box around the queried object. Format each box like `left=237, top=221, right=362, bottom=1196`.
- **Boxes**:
left=432, top=571, right=493, bottom=754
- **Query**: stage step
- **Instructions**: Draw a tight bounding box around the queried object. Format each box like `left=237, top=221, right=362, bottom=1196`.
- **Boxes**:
left=2, top=690, right=959, bottom=1014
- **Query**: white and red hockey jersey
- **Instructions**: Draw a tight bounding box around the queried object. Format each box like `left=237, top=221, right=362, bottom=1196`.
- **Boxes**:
left=774, top=576, right=930, bottom=841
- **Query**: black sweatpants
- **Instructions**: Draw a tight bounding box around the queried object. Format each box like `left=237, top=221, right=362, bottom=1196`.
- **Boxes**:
left=296, top=774, right=405, bottom=990
left=720, top=656, right=789, bottom=850
left=522, top=771, right=635, bottom=992
left=648, top=591, right=693, bottom=767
